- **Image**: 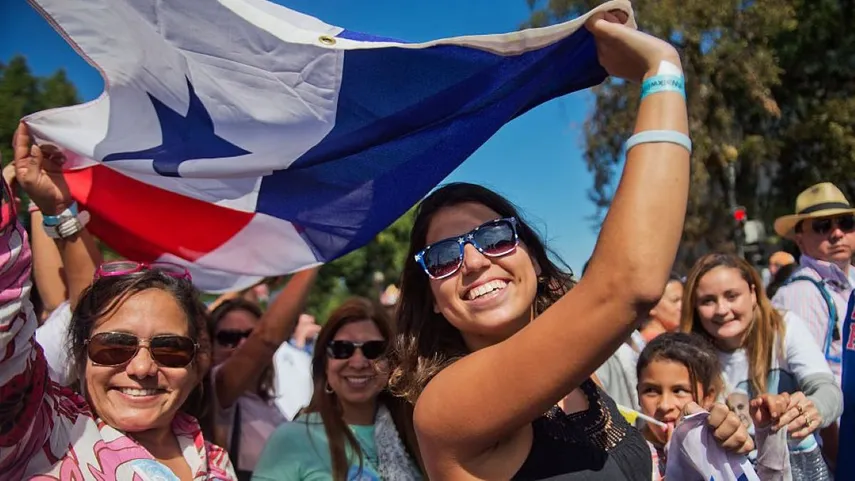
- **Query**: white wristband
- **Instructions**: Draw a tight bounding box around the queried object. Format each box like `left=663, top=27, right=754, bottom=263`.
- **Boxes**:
left=625, top=130, right=692, bottom=154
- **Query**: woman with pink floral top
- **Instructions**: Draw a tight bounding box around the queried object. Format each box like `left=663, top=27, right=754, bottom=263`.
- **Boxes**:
left=0, top=122, right=235, bottom=480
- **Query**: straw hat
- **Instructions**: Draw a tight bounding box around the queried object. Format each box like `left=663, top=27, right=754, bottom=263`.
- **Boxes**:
left=774, top=182, right=855, bottom=239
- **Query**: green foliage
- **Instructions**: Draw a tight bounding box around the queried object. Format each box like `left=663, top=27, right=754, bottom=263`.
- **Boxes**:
left=0, top=55, right=81, bottom=232
left=0, top=55, right=417, bottom=318
left=305, top=208, right=416, bottom=322
left=0, top=55, right=80, bottom=166
left=525, top=0, right=855, bottom=269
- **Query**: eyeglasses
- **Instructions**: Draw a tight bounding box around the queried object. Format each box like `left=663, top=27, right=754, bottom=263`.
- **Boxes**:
left=326, top=340, right=388, bottom=360
left=810, top=215, right=855, bottom=235
left=85, top=332, right=198, bottom=368
left=414, top=217, right=519, bottom=280
left=95, top=261, right=191, bottom=281
left=215, top=329, right=253, bottom=348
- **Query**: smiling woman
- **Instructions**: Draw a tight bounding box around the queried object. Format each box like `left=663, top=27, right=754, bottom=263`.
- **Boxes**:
left=681, top=253, right=843, bottom=478
left=0, top=123, right=236, bottom=480
left=71, top=271, right=210, bottom=431
left=253, top=298, right=423, bottom=481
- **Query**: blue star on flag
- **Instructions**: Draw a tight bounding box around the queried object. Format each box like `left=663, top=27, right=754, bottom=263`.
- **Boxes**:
left=103, top=77, right=250, bottom=177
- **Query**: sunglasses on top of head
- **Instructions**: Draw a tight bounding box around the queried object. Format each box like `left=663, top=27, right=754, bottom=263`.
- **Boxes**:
left=414, top=217, right=519, bottom=280
left=94, top=260, right=191, bottom=281
left=810, top=215, right=855, bottom=235
left=326, top=340, right=388, bottom=360
left=85, top=332, right=198, bottom=368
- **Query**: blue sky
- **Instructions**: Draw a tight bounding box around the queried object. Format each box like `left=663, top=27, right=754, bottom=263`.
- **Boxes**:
left=0, top=0, right=606, bottom=274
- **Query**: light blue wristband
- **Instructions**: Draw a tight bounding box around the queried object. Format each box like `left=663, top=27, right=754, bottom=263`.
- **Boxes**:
left=641, top=74, right=685, bottom=99
left=625, top=130, right=692, bottom=154
left=42, top=201, right=79, bottom=226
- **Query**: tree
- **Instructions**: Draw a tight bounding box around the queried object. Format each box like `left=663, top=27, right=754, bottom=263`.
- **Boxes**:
left=0, top=56, right=80, bottom=166
left=304, top=207, right=416, bottom=322
left=0, top=55, right=81, bottom=232
left=525, top=0, right=855, bottom=270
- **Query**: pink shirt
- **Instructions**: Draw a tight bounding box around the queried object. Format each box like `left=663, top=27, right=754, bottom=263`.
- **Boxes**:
left=0, top=211, right=236, bottom=480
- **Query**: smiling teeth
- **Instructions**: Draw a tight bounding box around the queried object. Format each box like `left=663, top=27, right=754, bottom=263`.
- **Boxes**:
left=467, top=280, right=508, bottom=300
left=118, top=388, right=161, bottom=397
left=346, top=376, right=372, bottom=386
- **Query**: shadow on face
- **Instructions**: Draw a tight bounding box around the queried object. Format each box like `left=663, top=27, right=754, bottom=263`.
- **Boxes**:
left=795, top=215, right=855, bottom=266
left=212, top=308, right=259, bottom=366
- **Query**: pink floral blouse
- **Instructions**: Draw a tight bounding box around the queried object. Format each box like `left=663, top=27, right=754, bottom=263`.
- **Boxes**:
left=0, top=195, right=236, bottom=480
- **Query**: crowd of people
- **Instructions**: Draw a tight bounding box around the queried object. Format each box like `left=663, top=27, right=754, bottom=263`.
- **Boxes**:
left=0, top=11, right=850, bottom=481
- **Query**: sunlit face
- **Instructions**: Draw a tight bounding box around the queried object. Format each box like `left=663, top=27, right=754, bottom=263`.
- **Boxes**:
left=213, top=309, right=258, bottom=366
left=638, top=359, right=712, bottom=446
left=795, top=215, right=855, bottom=266
left=649, top=280, right=683, bottom=332
left=425, top=203, right=540, bottom=351
left=325, top=320, right=389, bottom=412
left=694, top=266, right=757, bottom=350
left=85, top=289, right=198, bottom=433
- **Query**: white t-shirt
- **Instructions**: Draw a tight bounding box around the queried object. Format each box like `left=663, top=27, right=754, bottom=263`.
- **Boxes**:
left=717, top=311, right=832, bottom=455
left=35, top=302, right=76, bottom=386
left=718, top=312, right=832, bottom=401
left=595, top=341, right=640, bottom=411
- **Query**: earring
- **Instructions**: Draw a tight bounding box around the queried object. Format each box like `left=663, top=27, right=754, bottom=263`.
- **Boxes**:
left=324, top=381, right=334, bottom=394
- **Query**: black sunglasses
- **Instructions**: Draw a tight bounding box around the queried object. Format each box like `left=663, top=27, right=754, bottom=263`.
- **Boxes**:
left=215, top=329, right=253, bottom=348
left=414, top=217, right=519, bottom=279
left=86, top=332, right=198, bottom=368
left=811, top=215, right=855, bottom=235
left=326, top=340, right=388, bottom=360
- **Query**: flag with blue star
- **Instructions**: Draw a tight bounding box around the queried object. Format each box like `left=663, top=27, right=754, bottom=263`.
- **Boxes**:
left=24, top=0, right=635, bottom=292
left=103, top=77, right=251, bottom=177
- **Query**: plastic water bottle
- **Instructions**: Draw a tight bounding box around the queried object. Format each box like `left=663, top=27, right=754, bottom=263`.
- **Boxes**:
left=789, top=435, right=832, bottom=480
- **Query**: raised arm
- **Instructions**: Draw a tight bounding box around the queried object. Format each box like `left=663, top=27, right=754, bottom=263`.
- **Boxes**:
left=14, top=123, right=100, bottom=311
left=415, top=13, right=690, bottom=459
left=0, top=125, right=60, bottom=477
left=214, top=268, right=318, bottom=409
left=29, top=209, right=68, bottom=314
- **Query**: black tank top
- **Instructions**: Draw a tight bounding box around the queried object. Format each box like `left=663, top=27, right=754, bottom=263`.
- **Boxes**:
left=513, top=380, right=652, bottom=480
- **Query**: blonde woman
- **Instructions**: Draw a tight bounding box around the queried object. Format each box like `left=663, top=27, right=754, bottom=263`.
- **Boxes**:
left=681, top=253, right=842, bottom=479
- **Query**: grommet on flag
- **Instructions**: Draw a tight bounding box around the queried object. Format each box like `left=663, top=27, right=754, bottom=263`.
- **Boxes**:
left=318, top=35, right=336, bottom=45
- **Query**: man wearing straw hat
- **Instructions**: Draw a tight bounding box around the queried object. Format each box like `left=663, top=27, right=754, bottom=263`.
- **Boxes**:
left=772, top=182, right=855, bottom=382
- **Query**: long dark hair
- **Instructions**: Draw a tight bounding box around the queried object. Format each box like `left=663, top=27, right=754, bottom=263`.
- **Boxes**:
left=208, top=298, right=276, bottom=402
left=69, top=271, right=212, bottom=421
left=304, top=297, right=422, bottom=481
left=636, top=332, right=723, bottom=403
left=680, top=253, right=785, bottom=396
left=390, top=182, right=575, bottom=403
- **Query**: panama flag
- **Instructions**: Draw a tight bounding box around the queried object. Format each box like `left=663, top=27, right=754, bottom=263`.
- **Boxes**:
left=24, top=0, right=635, bottom=292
